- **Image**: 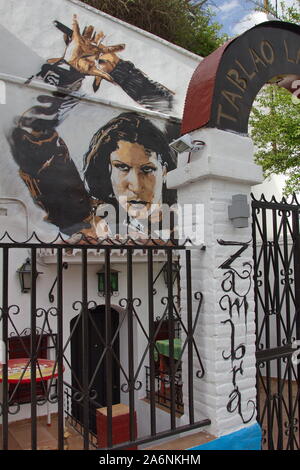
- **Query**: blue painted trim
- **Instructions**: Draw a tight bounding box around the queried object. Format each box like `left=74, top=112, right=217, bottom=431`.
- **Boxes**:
left=188, top=423, right=262, bottom=451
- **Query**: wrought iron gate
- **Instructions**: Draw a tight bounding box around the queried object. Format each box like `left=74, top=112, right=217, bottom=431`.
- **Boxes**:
left=252, top=194, right=300, bottom=450
left=0, top=236, right=209, bottom=450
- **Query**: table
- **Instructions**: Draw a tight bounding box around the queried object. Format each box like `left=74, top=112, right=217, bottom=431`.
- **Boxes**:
left=0, top=358, right=61, bottom=425
left=155, top=338, right=182, bottom=362
left=155, top=339, right=182, bottom=397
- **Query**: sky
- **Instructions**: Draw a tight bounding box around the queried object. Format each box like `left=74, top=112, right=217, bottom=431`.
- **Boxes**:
left=208, top=0, right=299, bottom=37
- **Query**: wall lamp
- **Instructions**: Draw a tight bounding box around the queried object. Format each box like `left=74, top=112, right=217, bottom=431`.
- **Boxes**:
left=152, top=261, right=180, bottom=295
left=17, top=258, right=43, bottom=293
left=162, top=261, right=181, bottom=287
left=97, top=266, right=120, bottom=297
left=169, top=133, right=205, bottom=153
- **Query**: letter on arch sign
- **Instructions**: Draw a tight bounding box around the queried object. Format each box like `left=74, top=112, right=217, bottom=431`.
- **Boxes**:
left=181, top=21, right=300, bottom=136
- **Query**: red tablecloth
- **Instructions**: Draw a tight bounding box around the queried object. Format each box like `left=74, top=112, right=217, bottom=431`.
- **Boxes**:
left=0, top=358, right=60, bottom=384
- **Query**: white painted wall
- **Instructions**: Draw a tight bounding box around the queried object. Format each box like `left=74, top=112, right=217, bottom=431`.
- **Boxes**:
left=0, top=0, right=200, bottom=240
left=0, top=0, right=201, bottom=119
left=252, top=175, right=287, bottom=202
left=0, top=0, right=285, bottom=447
left=0, top=0, right=202, bottom=441
left=169, top=128, right=263, bottom=437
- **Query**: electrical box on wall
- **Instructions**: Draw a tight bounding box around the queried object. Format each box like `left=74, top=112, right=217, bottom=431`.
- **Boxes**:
left=228, top=194, right=250, bottom=228
left=0, top=207, right=7, bottom=216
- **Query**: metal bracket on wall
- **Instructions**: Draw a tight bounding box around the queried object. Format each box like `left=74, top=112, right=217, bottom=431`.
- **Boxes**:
left=48, top=262, right=69, bottom=303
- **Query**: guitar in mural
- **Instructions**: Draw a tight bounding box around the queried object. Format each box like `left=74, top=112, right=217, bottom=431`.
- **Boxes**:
left=9, top=15, right=178, bottom=242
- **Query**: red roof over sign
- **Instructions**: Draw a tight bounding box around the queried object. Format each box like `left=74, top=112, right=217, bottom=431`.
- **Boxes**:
left=181, top=21, right=300, bottom=136
left=181, top=39, right=233, bottom=135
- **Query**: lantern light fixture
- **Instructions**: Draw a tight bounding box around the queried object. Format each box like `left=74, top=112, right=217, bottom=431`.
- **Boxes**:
left=17, top=257, right=43, bottom=293
left=97, top=266, right=120, bottom=297
left=162, top=261, right=180, bottom=287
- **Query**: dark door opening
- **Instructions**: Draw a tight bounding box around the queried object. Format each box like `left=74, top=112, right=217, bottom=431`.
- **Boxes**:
left=70, top=305, right=120, bottom=434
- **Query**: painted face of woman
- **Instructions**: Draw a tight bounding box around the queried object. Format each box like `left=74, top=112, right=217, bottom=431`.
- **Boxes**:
left=110, top=140, right=166, bottom=219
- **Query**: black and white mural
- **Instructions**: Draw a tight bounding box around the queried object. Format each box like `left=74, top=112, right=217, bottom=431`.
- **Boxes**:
left=1, top=14, right=180, bottom=241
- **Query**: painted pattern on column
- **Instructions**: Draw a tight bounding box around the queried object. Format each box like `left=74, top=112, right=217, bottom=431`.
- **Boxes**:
left=218, top=239, right=256, bottom=424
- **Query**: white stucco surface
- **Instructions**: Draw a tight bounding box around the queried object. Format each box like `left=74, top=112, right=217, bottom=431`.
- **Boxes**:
left=0, top=0, right=201, bottom=119
left=172, top=128, right=263, bottom=436
left=0, top=0, right=203, bottom=444
left=0, top=0, right=274, bottom=448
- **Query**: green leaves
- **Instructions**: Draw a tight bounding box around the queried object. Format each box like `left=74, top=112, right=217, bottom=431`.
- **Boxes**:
left=250, top=84, right=300, bottom=195
left=80, top=0, right=227, bottom=57
left=249, top=1, right=300, bottom=196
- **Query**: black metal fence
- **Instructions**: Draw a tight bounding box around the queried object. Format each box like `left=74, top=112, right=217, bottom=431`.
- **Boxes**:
left=145, top=366, right=184, bottom=416
left=252, top=193, right=300, bottom=450
left=0, top=236, right=209, bottom=450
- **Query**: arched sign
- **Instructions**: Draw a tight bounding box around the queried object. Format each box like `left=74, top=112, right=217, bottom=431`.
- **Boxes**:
left=182, top=21, right=300, bottom=135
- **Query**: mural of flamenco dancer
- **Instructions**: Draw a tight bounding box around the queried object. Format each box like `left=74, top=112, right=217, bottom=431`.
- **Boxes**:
left=9, top=15, right=179, bottom=241
left=27, top=14, right=175, bottom=111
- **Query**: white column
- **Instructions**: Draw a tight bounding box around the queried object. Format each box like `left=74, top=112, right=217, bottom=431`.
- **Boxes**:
left=168, top=128, right=263, bottom=437
left=0, top=248, right=3, bottom=424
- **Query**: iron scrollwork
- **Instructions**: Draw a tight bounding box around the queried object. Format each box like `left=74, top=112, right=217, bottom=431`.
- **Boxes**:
left=48, top=262, right=69, bottom=303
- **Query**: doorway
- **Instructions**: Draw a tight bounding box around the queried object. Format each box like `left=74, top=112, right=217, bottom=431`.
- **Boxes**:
left=70, top=305, right=120, bottom=434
